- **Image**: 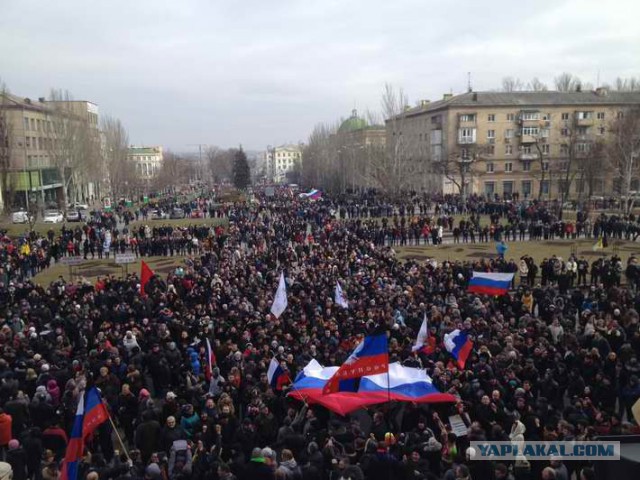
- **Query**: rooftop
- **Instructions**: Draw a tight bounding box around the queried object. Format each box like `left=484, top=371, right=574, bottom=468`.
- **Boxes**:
left=400, top=90, right=640, bottom=118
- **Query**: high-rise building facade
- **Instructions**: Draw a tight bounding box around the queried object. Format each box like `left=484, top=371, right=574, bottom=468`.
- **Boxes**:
left=128, top=146, right=163, bottom=181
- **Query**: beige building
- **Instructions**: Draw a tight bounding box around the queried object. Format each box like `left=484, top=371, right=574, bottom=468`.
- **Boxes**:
left=0, top=92, right=101, bottom=210
left=265, top=144, right=303, bottom=183
left=128, top=146, right=163, bottom=181
left=390, top=89, right=640, bottom=198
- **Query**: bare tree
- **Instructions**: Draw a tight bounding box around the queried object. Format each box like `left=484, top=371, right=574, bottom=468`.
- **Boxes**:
left=577, top=139, right=605, bottom=202
left=205, top=146, right=233, bottom=184
left=0, top=80, right=13, bottom=212
left=501, top=77, right=524, bottom=92
left=101, top=116, right=133, bottom=200
left=47, top=89, right=101, bottom=206
left=613, top=77, right=640, bottom=91
left=606, top=107, right=640, bottom=214
left=155, top=150, right=197, bottom=191
left=301, top=122, right=341, bottom=192
left=554, top=73, right=581, bottom=92
left=435, top=144, right=484, bottom=197
left=528, top=77, right=548, bottom=92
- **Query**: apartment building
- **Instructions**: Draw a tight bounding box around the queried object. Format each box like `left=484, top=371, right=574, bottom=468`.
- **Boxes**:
left=265, top=144, right=303, bottom=183
left=0, top=92, right=101, bottom=210
left=389, top=89, right=640, bottom=198
left=128, top=146, right=163, bottom=181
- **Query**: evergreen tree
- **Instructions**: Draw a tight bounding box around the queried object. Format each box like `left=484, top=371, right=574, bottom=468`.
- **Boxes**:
left=232, top=147, right=251, bottom=190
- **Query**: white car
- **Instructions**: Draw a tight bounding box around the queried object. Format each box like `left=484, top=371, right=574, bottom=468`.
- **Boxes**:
left=12, top=209, right=33, bottom=224
left=69, top=202, right=89, bottom=210
left=43, top=210, right=64, bottom=223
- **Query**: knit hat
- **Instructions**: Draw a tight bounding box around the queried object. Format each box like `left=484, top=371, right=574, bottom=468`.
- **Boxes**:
left=145, top=462, right=162, bottom=480
left=8, top=439, right=19, bottom=450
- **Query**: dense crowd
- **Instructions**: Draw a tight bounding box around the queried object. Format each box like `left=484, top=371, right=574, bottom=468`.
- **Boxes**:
left=0, top=189, right=639, bottom=480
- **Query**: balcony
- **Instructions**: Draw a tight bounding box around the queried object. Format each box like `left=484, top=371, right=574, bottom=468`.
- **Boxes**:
left=576, top=117, right=594, bottom=126
left=519, top=153, right=537, bottom=161
left=520, top=134, right=538, bottom=144
left=458, top=137, right=476, bottom=145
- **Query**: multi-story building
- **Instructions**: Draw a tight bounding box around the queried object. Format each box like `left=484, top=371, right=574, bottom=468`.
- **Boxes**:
left=0, top=92, right=102, bottom=210
left=128, top=146, right=163, bottom=181
left=265, top=144, right=303, bottom=183
left=389, top=89, right=640, bottom=198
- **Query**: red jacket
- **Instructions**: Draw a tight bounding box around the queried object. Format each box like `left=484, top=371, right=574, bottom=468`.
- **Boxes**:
left=0, top=412, right=12, bottom=446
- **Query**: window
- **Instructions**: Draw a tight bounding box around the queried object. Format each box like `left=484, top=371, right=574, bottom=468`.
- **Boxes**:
left=486, top=145, right=495, bottom=155
left=505, top=145, right=513, bottom=155
left=522, top=145, right=532, bottom=154
left=484, top=182, right=495, bottom=195
left=488, top=114, right=495, bottom=122
left=561, top=113, right=569, bottom=120
left=36, top=119, right=41, bottom=131
left=505, top=162, right=513, bottom=172
left=542, top=144, right=550, bottom=154
left=30, top=119, right=35, bottom=130
left=506, top=113, right=515, bottom=121
left=431, top=114, right=442, bottom=124
left=460, top=148, right=470, bottom=160
left=576, top=111, right=593, bottom=120
left=577, top=143, right=590, bottom=153
left=431, top=145, right=442, bottom=161
left=522, top=180, right=532, bottom=197
left=561, top=128, right=569, bottom=136
left=597, top=112, right=605, bottom=120
left=459, top=114, right=476, bottom=122
left=486, top=162, right=494, bottom=173
left=521, top=112, right=540, bottom=121
left=523, top=161, right=532, bottom=172
left=503, top=181, right=514, bottom=195
left=25, top=137, right=31, bottom=148
left=560, top=144, right=569, bottom=155
left=487, top=129, right=495, bottom=139
left=543, top=162, right=549, bottom=171
left=522, top=126, right=539, bottom=136
left=598, top=127, right=605, bottom=135
left=458, top=128, right=476, bottom=144
left=577, top=126, right=589, bottom=136
left=540, top=128, right=550, bottom=138
left=542, top=113, right=552, bottom=121
left=419, top=133, right=422, bottom=141
left=505, top=129, right=514, bottom=138
left=24, top=118, right=29, bottom=130
left=541, top=180, right=550, bottom=194
left=617, top=111, right=624, bottom=119
left=431, top=129, right=442, bottom=144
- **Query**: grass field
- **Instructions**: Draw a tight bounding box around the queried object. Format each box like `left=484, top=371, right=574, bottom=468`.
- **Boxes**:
left=396, top=238, right=640, bottom=265
left=34, top=255, right=191, bottom=285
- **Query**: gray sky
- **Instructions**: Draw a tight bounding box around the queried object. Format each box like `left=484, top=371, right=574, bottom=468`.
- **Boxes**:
left=1, top=0, right=639, bottom=152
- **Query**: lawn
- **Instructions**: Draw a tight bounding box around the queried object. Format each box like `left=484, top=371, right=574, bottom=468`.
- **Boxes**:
left=33, top=255, right=191, bottom=285
left=395, top=238, right=640, bottom=265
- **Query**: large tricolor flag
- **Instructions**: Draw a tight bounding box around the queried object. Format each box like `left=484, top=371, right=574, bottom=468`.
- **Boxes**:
left=322, top=334, right=388, bottom=395
left=140, top=260, right=154, bottom=296
left=443, top=329, right=473, bottom=370
left=412, top=313, right=435, bottom=354
left=299, top=189, right=322, bottom=200
left=270, top=272, right=288, bottom=318
left=335, top=281, right=349, bottom=309
left=289, top=359, right=456, bottom=415
left=467, top=272, right=514, bottom=296
left=267, top=357, right=291, bottom=391
left=61, top=387, right=110, bottom=480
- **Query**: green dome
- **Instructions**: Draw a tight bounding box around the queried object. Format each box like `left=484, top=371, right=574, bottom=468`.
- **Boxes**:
left=339, top=109, right=368, bottom=133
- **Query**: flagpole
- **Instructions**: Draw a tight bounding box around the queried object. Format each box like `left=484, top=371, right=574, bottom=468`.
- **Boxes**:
left=109, top=414, right=132, bottom=462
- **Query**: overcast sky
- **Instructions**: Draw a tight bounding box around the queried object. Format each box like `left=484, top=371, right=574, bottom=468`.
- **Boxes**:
left=1, top=0, right=639, bottom=152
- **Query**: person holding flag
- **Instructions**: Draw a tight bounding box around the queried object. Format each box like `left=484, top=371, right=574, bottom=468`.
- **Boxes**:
left=412, top=313, right=436, bottom=355
left=323, top=334, right=388, bottom=395
left=267, top=357, right=291, bottom=391
left=443, top=329, right=473, bottom=370
left=334, top=281, right=349, bottom=309
left=140, top=260, right=154, bottom=296
left=270, top=272, right=288, bottom=318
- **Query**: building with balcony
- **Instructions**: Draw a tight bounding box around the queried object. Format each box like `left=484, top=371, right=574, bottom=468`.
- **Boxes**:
left=128, top=146, right=163, bottom=182
left=264, top=144, right=303, bottom=184
left=0, top=92, right=102, bottom=211
left=387, top=89, right=640, bottom=198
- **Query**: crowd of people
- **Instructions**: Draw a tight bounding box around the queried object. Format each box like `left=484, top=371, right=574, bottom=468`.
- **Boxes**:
left=0, top=189, right=639, bottom=480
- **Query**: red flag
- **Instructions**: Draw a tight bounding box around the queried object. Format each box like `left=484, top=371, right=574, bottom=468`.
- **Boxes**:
left=140, top=261, right=154, bottom=296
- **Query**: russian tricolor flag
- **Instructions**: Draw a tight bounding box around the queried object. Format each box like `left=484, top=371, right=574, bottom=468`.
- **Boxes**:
left=468, top=272, right=514, bottom=296
left=61, top=387, right=109, bottom=480
left=322, top=334, right=388, bottom=395
left=299, top=189, right=322, bottom=200
left=267, top=357, right=290, bottom=391
left=443, top=329, right=473, bottom=370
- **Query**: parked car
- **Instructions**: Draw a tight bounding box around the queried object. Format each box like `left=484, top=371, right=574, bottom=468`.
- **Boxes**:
left=68, top=202, right=89, bottom=210
left=12, top=209, right=33, bottom=224
left=170, top=208, right=185, bottom=219
left=43, top=210, right=64, bottom=223
left=66, top=210, right=81, bottom=222
left=150, top=209, right=168, bottom=220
